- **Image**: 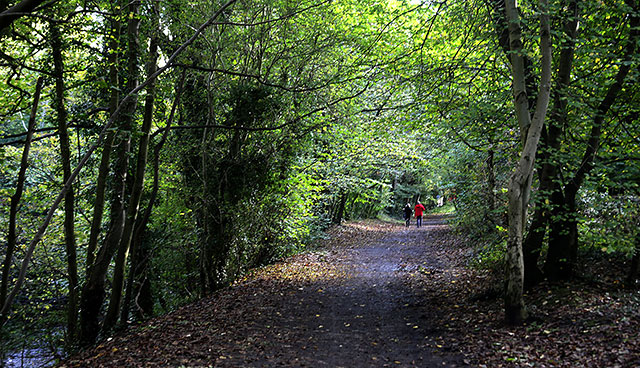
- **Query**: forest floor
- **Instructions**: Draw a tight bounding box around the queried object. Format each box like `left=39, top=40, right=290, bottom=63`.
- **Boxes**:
left=61, top=215, right=639, bottom=367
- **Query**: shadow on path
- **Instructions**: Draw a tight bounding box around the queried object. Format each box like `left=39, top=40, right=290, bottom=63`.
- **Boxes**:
left=281, top=217, right=466, bottom=367
left=63, top=215, right=469, bottom=367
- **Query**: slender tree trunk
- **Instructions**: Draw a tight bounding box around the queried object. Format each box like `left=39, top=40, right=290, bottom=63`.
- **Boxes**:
left=489, top=0, right=538, bottom=112
left=86, top=11, right=121, bottom=274
left=504, top=0, right=551, bottom=325
left=333, top=191, right=347, bottom=224
left=545, top=3, right=639, bottom=280
left=522, top=205, right=545, bottom=289
left=2, top=0, right=239, bottom=336
left=522, top=0, right=578, bottom=287
left=124, top=72, right=188, bottom=320
left=103, top=0, right=142, bottom=332
left=131, top=71, right=186, bottom=317
left=0, top=77, right=43, bottom=323
left=117, top=15, right=158, bottom=324
left=51, top=21, right=79, bottom=342
left=81, top=0, right=134, bottom=342
left=78, top=6, right=124, bottom=344
left=544, top=197, right=574, bottom=281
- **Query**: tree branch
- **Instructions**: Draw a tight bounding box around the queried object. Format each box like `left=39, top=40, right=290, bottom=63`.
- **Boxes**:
left=0, top=0, right=239, bottom=326
left=0, top=0, right=49, bottom=31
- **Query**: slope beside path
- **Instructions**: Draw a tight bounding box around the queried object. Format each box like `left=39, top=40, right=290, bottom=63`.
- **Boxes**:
left=62, top=216, right=468, bottom=367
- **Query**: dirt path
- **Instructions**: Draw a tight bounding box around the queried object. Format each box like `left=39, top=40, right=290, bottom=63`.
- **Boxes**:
left=63, top=216, right=468, bottom=367
left=270, top=217, right=466, bottom=367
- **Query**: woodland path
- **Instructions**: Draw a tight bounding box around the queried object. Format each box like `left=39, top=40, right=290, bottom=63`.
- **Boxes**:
left=63, top=216, right=470, bottom=367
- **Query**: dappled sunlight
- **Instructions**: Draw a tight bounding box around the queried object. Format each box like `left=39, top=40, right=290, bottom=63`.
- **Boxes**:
left=343, top=221, right=394, bottom=233
left=237, top=253, right=352, bottom=285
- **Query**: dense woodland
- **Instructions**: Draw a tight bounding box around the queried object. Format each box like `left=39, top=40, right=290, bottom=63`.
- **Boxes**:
left=0, top=0, right=639, bottom=364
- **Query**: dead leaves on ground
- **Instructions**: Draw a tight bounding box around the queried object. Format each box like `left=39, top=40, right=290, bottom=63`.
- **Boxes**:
left=401, top=220, right=640, bottom=368
left=61, top=217, right=639, bottom=367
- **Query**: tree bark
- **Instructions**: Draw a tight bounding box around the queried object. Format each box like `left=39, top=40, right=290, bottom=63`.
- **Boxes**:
left=103, top=0, right=142, bottom=332
left=504, top=0, right=552, bottom=325
left=118, top=10, right=158, bottom=324
left=545, top=2, right=639, bottom=280
left=0, top=77, right=43, bottom=325
left=523, top=0, right=578, bottom=287
left=51, top=20, right=79, bottom=342
left=489, top=0, right=538, bottom=113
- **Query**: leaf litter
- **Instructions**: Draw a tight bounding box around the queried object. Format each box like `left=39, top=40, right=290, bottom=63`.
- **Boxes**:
left=60, top=216, right=638, bottom=367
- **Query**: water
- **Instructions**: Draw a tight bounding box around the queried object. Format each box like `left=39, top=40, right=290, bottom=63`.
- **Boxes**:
left=2, top=347, right=57, bottom=368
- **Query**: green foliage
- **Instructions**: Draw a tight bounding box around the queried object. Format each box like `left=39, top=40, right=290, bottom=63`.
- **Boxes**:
left=579, top=192, right=639, bottom=255
left=1, top=0, right=640, bottom=362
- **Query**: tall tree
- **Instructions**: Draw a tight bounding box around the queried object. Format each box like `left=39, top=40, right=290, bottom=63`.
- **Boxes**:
left=0, top=77, right=43, bottom=325
left=103, top=0, right=143, bottom=332
left=503, top=0, right=552, bottom=325
left=79, top=1, right=127, bottom=343
left=521, top=0, right=579, bottom=287
left=50, top=17, right=79, bottom=341
left=543, top=0, right=640, bottom=280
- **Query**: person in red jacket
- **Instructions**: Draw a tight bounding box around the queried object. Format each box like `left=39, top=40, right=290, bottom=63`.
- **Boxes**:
left=414, top=201, right=425, bottom=228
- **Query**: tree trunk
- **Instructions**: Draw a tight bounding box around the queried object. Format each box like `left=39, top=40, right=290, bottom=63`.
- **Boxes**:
left=334, top=191, right=347, bottom=225
left=51, top=21, right=79, bottom=342
left=504, top=0, right=551, bottom=325
left=521, top=0, right=578, bottom=288
left=0, top=77, right=43, bottom=324
left=490, top=0, right=538, bottom=113
left=522, top=205, right=545, bottom=289
left=80, top=0, right=133, bottom=343
left=124, top=71, right=186, bottom=320
left=544, top=195, right=574, bottom=281
left=103, top=0, right=142, bottom=332
left=117, top=14, right=158, bottom=324
left=545, top=4, right=639, bottom=280
left=78, top=4, right=126, bottom=344
left=86, top=10, right=121, bottom=274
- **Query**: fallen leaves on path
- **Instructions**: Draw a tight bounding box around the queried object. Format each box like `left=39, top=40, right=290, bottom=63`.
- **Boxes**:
left=60, top=217, right=639, bottom=367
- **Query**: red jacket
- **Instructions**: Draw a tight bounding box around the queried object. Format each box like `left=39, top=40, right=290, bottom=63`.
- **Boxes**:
left=414, top=203, right=425, bottom=217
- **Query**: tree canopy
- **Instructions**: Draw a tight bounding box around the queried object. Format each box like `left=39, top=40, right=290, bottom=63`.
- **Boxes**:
left=0, top=0, right=639, bottom=363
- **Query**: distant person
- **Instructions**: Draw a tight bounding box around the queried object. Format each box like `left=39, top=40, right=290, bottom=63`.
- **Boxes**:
left=414, top=201, right=425, bottom=227
left=403, top=203, right=412, bottom=227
